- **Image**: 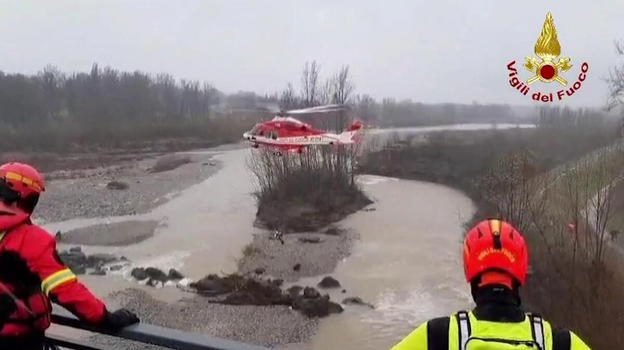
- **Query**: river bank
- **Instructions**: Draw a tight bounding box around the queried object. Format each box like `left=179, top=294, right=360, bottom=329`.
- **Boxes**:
left=39, top=125, right=530, bottom=349
left=40, top=143, right=358, bottom=348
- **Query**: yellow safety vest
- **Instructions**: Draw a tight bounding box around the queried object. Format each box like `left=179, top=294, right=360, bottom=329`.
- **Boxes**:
left=390, top=311, right=592, bottom=350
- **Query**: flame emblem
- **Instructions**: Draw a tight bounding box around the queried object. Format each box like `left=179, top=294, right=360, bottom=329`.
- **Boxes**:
left=524, top=12, right=572, bottom=86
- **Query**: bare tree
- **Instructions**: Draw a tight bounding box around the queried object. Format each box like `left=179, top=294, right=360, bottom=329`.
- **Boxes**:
left=607, top=41, right=624, bottom=111
left=300, top=61, right=321, bottom=107
left=330, top=65, right=355, bottom=105
left=279, top=83, right=298, bottom=110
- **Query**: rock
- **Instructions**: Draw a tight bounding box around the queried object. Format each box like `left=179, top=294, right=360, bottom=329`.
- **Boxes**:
left=147, top=279, right=164, bottom=288
left=254, top=267, right=266, bottom=275
left=294, top=295, right=343, bottom=318
left=363, top=207, right=377, bottom=212
left=318, top=276, right=341, bottom=289
left=108, top=264, right=124, bottom=272
left=342, top=297, right=375, bottom=309
left=106, top=181, right=129, bottom=190
left=191, top=277, right=231, bottom=296
left=303, top=287, right=320, bottom=299
left=287, top=285, right=303, bottom=298
left=55, top=231, right=62, bottom=241
left=58, top=251, right=88, bottom=271
left=86, top=253, right=117, bottom=267
left=222, top=291, right=257, bottom=305
left=70, top=265, right=86, bottom=275
left=271, top=279, right=283, bottom=287
left=298, top=237, right=322, bottom=244
left=144, top=267, right=168, bottom=282
left=89, top=269, right=106, bottom=276
left=209, top=161, right=217, bottom=166
left=328, top=302, right=344, bottom=314
left=341, top=289, right=346, bottom=293
left=324, top=227, right=343, bottom=236
left=293, top=263, right=301, bottom=271
left=69, top=246, right=82, bottom=253
left=131, top=267, right=149, bottom=281
left=168, top=269, right=185, bottom=280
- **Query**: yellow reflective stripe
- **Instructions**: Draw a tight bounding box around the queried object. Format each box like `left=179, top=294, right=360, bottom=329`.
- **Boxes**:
left=5, top=171, right=42, bottom=191
left=41, top=268, right=76, bottom=294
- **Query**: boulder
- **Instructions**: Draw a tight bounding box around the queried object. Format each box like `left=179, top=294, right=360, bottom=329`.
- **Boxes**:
left=287, top=285, right=303, bottom=298
left=318, top=276, right=341, bottom=289
left=86, top=253, right=117, bottom=267
left=108, top=264, right=125, bottom=272
left=168, top=269, right=185, bottom=280
left=89, top=269, right=106, bottom=276
left=69, top=246, right=82, bottom=253
left=222, top=291, right=257, bottom=305
left=70, top=265, right=86, bottom=275
left=294, top=295, right=343, bottom=318
left=58, top=251, right=88, bottom=271
left=144, top=267, right=168, bottom=282
left=130, top=267, right=149, bottom=281
left=328, top=302, right=344, bottom=314
left=303, top=287, right=320, bottom=299
left=298, top=237, right=322, bottom=244
left=254, top=267, right=266, bottom=275
left=191, top=277, right=231, bottom=296
left=342, top=297, right=375, bottom=309
left=293, top=263, right=301, bottom=271
left=324, top=227, right=343, bottom=236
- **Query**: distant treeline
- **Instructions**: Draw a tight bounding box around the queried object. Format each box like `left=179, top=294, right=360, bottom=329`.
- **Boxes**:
left=0, top=65, right=266, bottom=151
left=351, top=97, right=524, bottom=126
left=0, top=62, right=565, bottom=152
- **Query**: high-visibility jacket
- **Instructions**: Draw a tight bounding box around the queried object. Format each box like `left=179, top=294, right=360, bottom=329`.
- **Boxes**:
left=391, top=311, right=591, bottom=350
left=0, top=222, right=106, bottom=337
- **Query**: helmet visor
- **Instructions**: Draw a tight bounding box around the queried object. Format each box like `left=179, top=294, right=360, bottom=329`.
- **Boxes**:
left=0, top=180, right=20, bottom=206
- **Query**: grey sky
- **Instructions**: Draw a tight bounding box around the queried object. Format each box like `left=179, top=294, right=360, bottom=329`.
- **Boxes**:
left=1, top=0, right=622, bottom=108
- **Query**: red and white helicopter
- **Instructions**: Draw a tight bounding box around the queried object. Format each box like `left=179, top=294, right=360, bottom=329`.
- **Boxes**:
left=243, top=104, right=363, bottom=153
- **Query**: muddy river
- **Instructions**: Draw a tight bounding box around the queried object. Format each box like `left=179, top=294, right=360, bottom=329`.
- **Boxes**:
left=44, top=123, right=532, bottom=349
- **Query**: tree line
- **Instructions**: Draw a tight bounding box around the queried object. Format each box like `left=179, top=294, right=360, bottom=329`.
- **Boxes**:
left=276, top=60, right=525, bottom=127
left=0, top=61, right=536, bottom=151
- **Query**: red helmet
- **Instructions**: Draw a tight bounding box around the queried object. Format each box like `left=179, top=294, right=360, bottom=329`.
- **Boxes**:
left=0, top=163, right=45, bottom=214
left=463, top=219, right=529, bottom=285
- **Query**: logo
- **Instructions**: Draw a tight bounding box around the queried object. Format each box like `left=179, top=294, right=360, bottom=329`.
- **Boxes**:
left=507, top=12, right=589, bottom=103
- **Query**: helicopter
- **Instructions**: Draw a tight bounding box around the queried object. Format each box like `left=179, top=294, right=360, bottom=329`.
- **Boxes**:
left=242, top=104, right=363, bottom=153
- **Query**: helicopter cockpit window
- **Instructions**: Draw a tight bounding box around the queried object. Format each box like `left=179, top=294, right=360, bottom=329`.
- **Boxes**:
left=268, top=131, right=278, bottom=140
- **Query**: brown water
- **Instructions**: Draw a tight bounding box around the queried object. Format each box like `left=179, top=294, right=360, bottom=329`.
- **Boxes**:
left=43, top=125, right=520, bottom=348
left=46, top=148, right=261, bottom=280
left=288, top=175, right=475, bottom=350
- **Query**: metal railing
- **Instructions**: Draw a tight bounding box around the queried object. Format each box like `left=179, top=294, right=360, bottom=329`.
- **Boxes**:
left=46, top=314, right=270, bottom=350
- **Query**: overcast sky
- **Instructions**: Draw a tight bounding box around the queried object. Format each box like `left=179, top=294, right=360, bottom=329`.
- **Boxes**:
left=1, top=0, right=622, bottom=108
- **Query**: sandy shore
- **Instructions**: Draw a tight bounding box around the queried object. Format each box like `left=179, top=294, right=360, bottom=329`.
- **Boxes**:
left=36, top=151, right=223, bottom=223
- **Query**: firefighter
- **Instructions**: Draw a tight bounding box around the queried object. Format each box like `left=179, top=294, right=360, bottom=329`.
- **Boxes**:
left=0, top=162, right=139, bottom=349
left=390, top=219, right=591, bottom=350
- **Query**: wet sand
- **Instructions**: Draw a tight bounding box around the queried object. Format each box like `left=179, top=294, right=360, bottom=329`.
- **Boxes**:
left=60, top=220, right=160, bottom=246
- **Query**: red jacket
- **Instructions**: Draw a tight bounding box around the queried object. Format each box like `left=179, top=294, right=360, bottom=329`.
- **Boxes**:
left=0, top=222, right=106, bottom=336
